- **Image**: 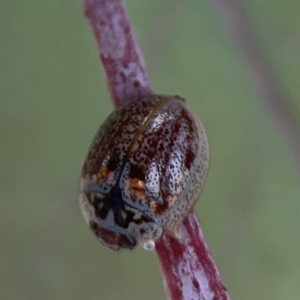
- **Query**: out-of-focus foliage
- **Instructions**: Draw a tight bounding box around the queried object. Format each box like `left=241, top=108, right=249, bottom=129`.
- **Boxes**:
left=1, top=0, right=300, bottom=299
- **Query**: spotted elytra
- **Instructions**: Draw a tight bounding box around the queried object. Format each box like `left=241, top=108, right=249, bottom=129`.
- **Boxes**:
left=79, top=94, right=209, bottom=251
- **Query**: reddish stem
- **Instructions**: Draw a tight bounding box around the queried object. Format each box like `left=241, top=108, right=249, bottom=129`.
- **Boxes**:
left=156, top=212, right=230, bottom=300
left=83, top=0, right=230, bottom=299
left=84, top=0, right=152, bottom=106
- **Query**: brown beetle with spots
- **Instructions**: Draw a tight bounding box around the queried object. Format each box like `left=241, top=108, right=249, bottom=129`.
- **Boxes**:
left=79, top=95, right=209, bottom=251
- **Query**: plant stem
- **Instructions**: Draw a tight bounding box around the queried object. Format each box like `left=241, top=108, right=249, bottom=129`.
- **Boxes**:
left=84, top=0, right=152, bottom=106
left=156, top=211, right=231, bottom=300
left=83, top=0, right=231, bottom=299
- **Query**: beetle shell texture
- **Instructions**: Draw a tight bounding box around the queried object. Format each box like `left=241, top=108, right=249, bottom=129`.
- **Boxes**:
left=79, top=95, right=209, bottom=251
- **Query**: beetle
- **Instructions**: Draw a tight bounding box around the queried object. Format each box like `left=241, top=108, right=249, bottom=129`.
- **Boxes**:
left=79, top=94, right=209, bottom=250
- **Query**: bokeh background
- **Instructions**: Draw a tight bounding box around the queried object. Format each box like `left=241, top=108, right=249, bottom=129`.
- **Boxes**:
left=1, top=0, right=300, bottom=299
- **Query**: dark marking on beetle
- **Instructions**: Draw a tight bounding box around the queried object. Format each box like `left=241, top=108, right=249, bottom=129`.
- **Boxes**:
left=152, top=201, right=169, bottom=215
left=185, top=148, right=195, bottom=170
left=120, top=234, right=137, bottom=248
left=180, top=108, right=195, bottom=135
left=107, top=154, right=119, bottom=172
left=98, top=204, right=109, bottom=220
left=129, top=164, right=145, bottom=181
left=173, top=120, right=181, bottom=134
left=114, top=209, right=135, bottom=228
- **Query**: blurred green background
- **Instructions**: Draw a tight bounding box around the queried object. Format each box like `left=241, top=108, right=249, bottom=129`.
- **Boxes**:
left=1, top=0, right=300, bottom=299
